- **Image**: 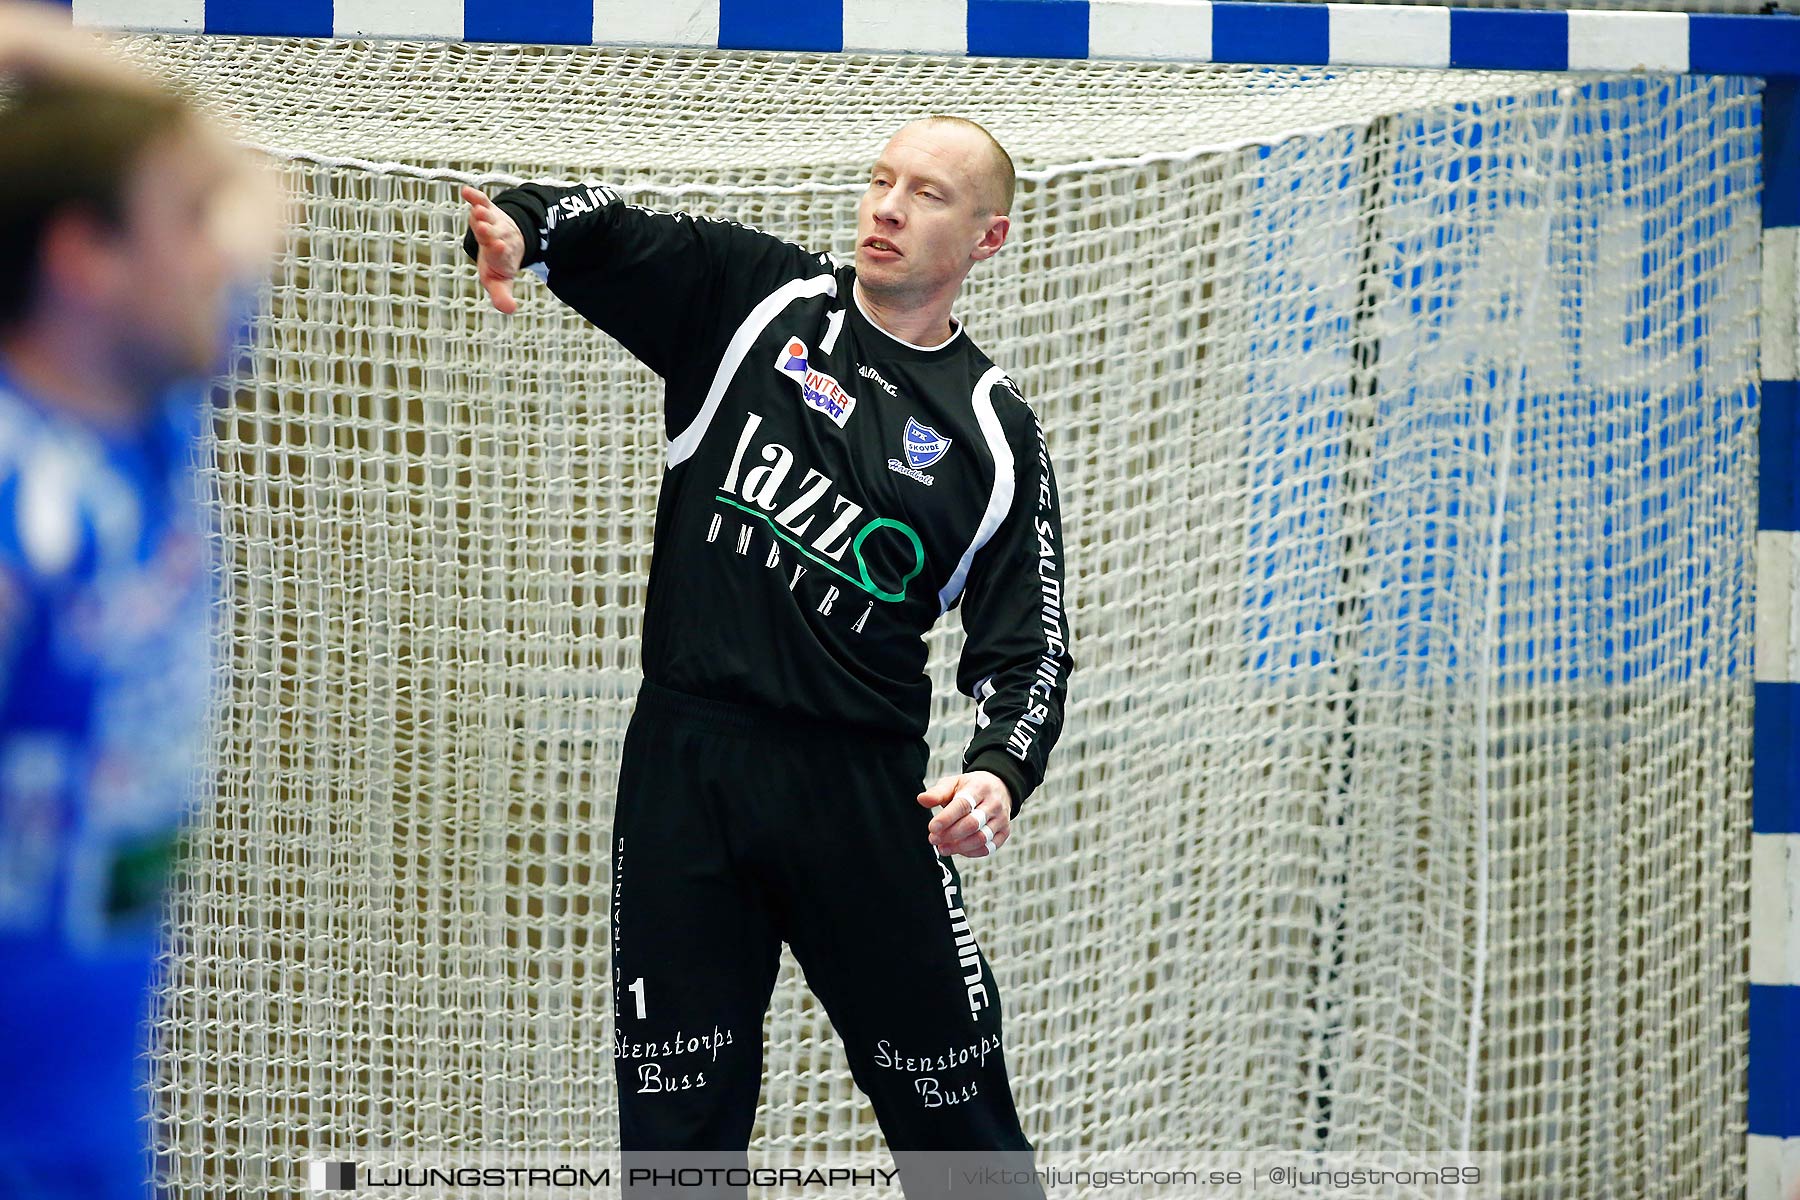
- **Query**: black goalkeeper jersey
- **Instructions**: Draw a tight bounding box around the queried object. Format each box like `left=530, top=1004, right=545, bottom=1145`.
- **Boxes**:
left=465, top=183, right=1074, bottom=816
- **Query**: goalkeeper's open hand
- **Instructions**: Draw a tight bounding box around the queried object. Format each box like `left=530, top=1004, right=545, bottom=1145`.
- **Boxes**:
left=918, top=772, right=1012, bottom=858
left=461, top=184, right=525, bottom=314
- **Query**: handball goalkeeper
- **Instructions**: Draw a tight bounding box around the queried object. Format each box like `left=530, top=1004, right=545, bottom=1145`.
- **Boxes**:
left=463, top=116, right=1073, bottom=1197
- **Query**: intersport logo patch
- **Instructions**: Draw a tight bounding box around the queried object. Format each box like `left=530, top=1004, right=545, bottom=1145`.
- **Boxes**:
left=775, top=337, right=858, bottom=428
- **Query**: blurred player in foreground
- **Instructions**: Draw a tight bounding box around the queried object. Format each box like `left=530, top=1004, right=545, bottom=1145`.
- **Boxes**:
left=0, top=13, right=279, bottom=1197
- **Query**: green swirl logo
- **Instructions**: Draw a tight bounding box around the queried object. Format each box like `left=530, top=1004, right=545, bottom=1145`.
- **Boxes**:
left=715, top=495, right=925, bottom=602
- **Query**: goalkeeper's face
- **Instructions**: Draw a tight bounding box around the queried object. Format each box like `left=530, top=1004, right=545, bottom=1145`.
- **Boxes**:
left=856, top=122, right=1010, bottom=306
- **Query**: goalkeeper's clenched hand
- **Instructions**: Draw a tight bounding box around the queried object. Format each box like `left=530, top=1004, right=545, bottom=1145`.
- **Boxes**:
left=918, top=772, right=1013, bottom=858
left=461, top=184, right=525, bottom=314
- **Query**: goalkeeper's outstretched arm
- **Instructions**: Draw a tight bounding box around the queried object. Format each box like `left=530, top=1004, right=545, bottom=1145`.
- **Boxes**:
left=459, top=180, right=822, bottom=391
left=460, top=178, right=709, bottom=377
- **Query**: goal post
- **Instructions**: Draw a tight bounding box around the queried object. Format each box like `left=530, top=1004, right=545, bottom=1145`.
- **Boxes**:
left=56, top=1, right=1800, bottom=1196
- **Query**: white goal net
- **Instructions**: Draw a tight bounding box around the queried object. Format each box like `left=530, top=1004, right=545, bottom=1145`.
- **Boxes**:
left=121, top=37, right=1757, bottom=1199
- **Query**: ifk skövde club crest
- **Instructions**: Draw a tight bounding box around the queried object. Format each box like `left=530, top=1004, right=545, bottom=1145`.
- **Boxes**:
left=903, top=417, right=951, bottom=470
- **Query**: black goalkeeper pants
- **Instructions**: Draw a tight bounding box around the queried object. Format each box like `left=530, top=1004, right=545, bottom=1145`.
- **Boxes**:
left=610, top=680, right=1044, bottom=1199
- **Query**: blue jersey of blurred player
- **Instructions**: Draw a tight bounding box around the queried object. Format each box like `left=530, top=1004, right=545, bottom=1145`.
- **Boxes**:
left=0, top=50, right=277, bottom=1200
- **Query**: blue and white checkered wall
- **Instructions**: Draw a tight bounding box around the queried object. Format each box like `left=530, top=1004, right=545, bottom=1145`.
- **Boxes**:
left=55, top=0, right=1800, bottom=74
left=49, top=2, right=1800, bottom=1196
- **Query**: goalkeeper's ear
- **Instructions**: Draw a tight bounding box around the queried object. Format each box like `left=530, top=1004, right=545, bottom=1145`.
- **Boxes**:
left=971, top=213, right=1009, bottom=264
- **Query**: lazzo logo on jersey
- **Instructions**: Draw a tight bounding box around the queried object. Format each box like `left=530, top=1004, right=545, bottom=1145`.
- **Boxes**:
left=775, top=338, right=857, bottom=428
left=712, top=410, right=925, bottom=610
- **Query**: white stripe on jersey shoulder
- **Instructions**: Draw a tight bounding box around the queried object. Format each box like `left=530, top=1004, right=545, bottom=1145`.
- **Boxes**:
left=938, top=365, right=1015, bottom=615
left=666, top=271, right=840, bottom=469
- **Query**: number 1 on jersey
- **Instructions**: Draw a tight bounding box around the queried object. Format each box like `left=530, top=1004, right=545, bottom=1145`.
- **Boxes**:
left=628, top=976, right=647, bottom=1019
left=821, top=307, right=846, bottom=355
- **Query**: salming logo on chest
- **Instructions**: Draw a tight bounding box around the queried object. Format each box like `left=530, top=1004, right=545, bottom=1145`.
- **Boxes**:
left=704, top=410, right=927, bottom=630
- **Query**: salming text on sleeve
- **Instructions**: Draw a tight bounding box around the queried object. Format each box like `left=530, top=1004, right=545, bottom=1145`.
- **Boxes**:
left=951, top=383, right=1074, bottom=818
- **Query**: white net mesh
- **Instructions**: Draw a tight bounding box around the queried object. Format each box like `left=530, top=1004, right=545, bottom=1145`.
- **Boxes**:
left=122, top=36, right=1756, bottom=1199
